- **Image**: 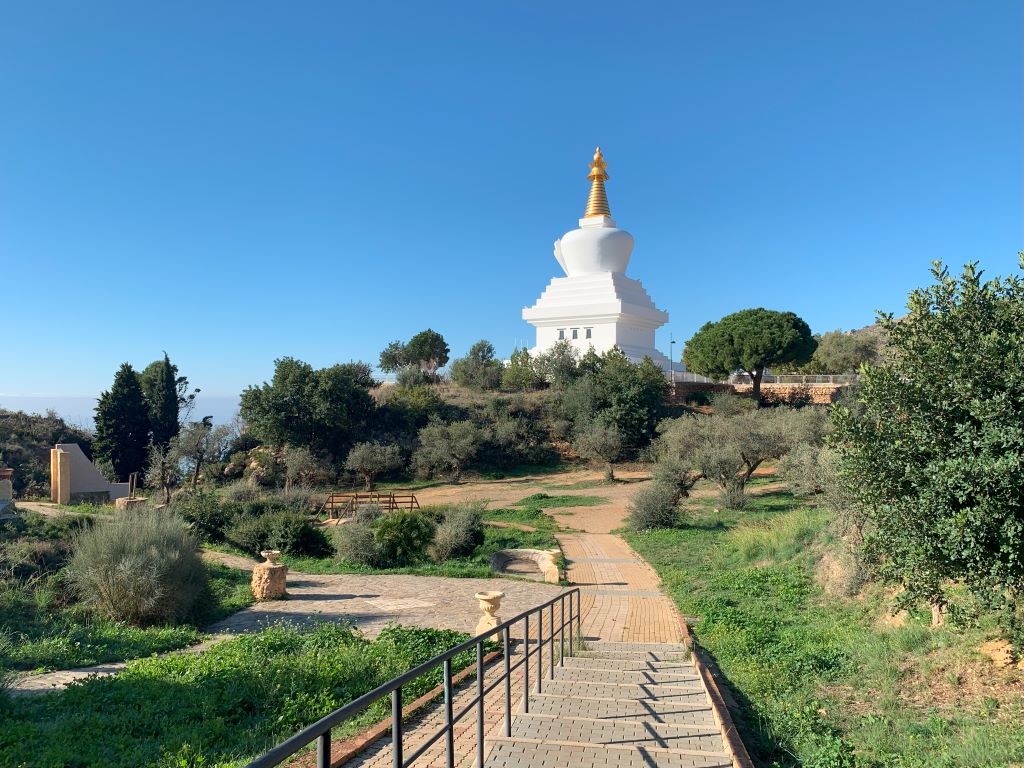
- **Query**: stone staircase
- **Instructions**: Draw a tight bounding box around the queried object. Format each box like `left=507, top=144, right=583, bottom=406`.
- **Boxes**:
left=484, top=641, right=734, bottom=768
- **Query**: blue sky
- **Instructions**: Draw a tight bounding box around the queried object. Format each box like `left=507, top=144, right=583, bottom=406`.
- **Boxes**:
left=2, top=1, right=1021, bottom=416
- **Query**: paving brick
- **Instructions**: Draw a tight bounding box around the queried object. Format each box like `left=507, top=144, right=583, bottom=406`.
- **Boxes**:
left=483, top=741, right=732, bottom=768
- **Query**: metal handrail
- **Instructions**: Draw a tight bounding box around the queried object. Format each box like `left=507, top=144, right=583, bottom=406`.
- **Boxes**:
left=245, top=588, right=581, bottom=768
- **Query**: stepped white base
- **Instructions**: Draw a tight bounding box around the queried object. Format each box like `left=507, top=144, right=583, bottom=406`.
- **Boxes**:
left=522, top=272, right=670, bottom=370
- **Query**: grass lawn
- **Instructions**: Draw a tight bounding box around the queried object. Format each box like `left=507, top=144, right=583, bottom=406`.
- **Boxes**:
left=1, top=512, right=254, bottom=672
left=1, top=622, right=479, bottom=768
left=627, top=486, right=1024, bottom=768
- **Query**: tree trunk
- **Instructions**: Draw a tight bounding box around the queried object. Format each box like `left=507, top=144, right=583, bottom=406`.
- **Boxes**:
left=365, top=473, right=374, bottom=492
left=750, top=366, right=765, bottom=405
left=605, top=462, right=615, bottom=481
left=162, top=483, right=171, bottom=505
left=452, top=464, right=461, bottom=484
left=191, top=464, right=201, bottom=490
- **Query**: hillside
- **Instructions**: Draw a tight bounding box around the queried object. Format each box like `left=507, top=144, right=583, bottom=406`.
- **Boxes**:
left=0, top=409, right=93, bottom=496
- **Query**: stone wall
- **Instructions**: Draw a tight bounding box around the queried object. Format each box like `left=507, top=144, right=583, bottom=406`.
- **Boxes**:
left=671, top=382, right=845, bottom=405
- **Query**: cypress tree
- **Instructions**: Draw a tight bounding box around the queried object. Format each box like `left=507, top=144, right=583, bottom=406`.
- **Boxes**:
left=94, top=363, right=151, bottom=482
left=140, top=353, right=180, bottom=448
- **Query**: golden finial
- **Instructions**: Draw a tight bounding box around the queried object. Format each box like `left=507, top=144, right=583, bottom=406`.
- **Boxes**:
left=584, top=146, right=611, bottom=217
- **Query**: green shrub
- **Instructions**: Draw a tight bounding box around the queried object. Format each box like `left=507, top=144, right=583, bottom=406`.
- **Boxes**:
left=333, top=522, right=381, bottom=567
left=221, top=479, right=262, bottom=502
left=431, top=502, right=485, bottom=562
left=626, top=482, right=681, bottom=531
left=67, top=510, right=208, bottom=626
left=777, top=443, right=825, bottom=497
left=373, top=510, right=434, bottom=566
left=225, top=511, right=331, bottom=557
left=172, top=490, right=233, bottom=543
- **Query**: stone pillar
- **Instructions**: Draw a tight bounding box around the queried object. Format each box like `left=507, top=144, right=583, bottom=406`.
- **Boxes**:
left=50, top=449, right=59, bottom=503
left=0, top=472, right=12, bottom=513
left=56, top=450, right=72, bottom=505
left=252, top=550, right=288, bottom=600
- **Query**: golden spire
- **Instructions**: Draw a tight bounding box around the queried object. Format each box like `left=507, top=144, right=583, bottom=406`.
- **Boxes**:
left=584, top=146, right=611, bottom=218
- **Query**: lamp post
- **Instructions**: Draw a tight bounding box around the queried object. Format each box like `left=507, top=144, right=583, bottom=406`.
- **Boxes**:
left=669, top=336, right=676, bottom=386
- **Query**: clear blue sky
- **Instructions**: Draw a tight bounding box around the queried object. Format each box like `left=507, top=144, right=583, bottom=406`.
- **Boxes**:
left=2, top=1, right=1021, bottom=408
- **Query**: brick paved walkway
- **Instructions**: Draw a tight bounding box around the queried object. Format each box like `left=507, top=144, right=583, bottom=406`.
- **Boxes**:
left=313, top=477, right=746, bottom=768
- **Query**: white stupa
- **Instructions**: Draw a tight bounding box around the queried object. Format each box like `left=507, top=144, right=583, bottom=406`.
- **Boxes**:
left=522, top=148, right=671, bottom=369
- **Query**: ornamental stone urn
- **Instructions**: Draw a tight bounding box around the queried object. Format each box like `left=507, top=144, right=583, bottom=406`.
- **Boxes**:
left=474, top=590, right=504, bottom=636
left=252, top=550, right=288, bottom=600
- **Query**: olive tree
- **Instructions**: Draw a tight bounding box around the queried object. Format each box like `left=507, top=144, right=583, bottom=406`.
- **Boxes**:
left=344, top=442, right=404, bottom=491
left=450, top=340, right=504, bottom=390
left=573, top=423, right=624, bottom=480
left=412, top=420, right=486, bottom=483
left=831, top=259, right=1024, bottom=637
left=683, top=308, right=817, bottom=402
left=175, top=417, right=232, bottom=490
left=658, top=406, right=825, bottom=508
left=379, top=330, right=450, bottom=379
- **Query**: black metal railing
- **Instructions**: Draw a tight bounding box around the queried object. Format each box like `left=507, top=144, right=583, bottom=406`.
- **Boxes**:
left=245, top=588, right=582, bottom=768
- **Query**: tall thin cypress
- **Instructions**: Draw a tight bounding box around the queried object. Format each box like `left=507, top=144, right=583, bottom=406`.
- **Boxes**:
left=94, top=363, right=151, bottom=482
left=141, top=353, right=180, bottom=448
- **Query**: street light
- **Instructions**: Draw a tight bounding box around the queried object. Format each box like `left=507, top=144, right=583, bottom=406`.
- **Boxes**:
left=669, top=336, right=676, bottom=386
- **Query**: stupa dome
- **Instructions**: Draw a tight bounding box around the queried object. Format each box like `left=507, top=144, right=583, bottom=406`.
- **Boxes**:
left=552, top=148, right=634, bottom=276
left=556, top=219, right=633, bottom=276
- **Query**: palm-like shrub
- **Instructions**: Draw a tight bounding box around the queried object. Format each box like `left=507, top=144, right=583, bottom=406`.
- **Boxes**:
left=68, top=510, right=208, bottom=626
left=373, top=510, right=434, bottom=566
left=225, top=511, right=330, bottom=557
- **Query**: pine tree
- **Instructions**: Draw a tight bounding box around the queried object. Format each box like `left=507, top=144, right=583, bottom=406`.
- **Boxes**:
left=139, top=354, right=180, bottom=448
left=94, top=363, right=151, bottom=482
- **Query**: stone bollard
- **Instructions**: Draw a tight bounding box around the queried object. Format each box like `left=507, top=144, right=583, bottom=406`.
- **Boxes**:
left=474, top=590, right=504, bottom=636
left=115, top=497, right=148, bottom=512
left=252, top=550, right=288, bottom=600
left=0, top=472, right=12, bottom=514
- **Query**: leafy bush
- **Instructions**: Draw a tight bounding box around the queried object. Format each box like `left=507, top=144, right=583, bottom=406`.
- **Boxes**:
left=172, top=490, right=233, bottom=542
left=397, top=365, right=433, bottom=388
left=333, top=522, right=381, bottom=567
left=832, top=261, right=1024, bottom=643
left=373, top=510, right=435, bottom=566
left=225, top=511, right=331, bottom=557
left=777, top=443, right=825, bottom=497
left=431, top=502, right=485, bottom=562
left=626, top=482, right=681, bottom=531
left=220, top=479, right=263, bottom=502
left=67, top=510, right=208, bottom=626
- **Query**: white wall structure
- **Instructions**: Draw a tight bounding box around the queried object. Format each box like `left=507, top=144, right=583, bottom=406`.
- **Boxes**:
left=522, top=148, right=671, bottom=369
left=51, top=443, right=129, bottom=502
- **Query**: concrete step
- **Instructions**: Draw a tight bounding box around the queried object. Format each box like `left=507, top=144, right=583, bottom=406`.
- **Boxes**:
left=584, top=641, right=687, bottom=653
left=575, top=649, right=690, bottom=663
left=553, top=665, right=701, bottom=686
left=484, top=739, right=732, bottom=768
left=540, top=679, right=709, bottom=701
left=563, top=655, right=695, bottom=673
left=510, top=713, right=727, bottom=753
left=525, top=693, right=717, bottom=726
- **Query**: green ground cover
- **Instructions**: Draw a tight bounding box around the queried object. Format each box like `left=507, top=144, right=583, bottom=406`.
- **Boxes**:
left=627, top=486, right=1024, bottom=768
left=0, top=512, right=253, bottom=671
left=1, top=622, right=477, bottom=768
left=286, top=499, right=565, bottom=578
